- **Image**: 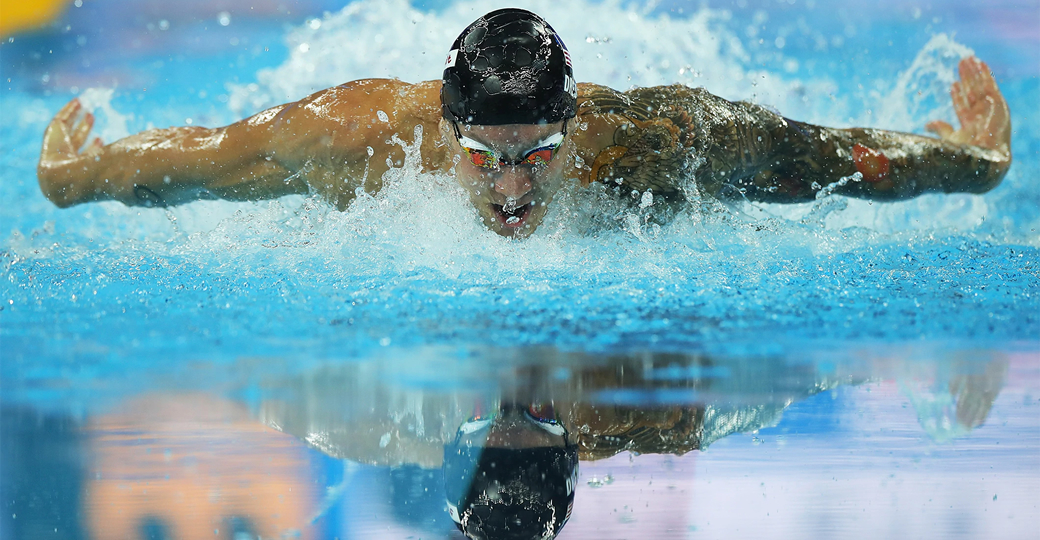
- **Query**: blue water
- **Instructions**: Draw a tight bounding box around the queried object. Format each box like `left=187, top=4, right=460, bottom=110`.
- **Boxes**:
left=0, top=1, right=1038, bottom=538
left=3, top=0, right=1038, bottom=398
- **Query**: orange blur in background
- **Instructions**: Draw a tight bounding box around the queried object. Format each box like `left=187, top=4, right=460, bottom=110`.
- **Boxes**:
left=86, top=394, right=318, bottom=540
left=0, top=0, right=70, bottom=37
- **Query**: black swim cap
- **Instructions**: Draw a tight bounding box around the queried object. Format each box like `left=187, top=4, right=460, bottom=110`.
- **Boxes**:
left=441, top=8, right=577, bottom=126
left=444, top=445, right=579, bottom=540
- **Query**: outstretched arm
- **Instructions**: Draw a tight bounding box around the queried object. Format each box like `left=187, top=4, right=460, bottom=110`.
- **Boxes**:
left=38, top=99, right=308, bottom=208
left=37, top=79, right=444, bottom=210
left=728, top=56, right=1012, bottom=203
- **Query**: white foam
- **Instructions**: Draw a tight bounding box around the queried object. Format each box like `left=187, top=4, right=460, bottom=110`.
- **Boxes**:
left=26, top=0, right=1009, bottom=276
left=227, top=0, right=828, bottom=119
left=78, top=87, right=133, bottom=143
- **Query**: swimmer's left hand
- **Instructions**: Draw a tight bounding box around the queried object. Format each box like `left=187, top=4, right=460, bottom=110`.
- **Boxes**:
left=925, top=56, right=1011, bottom=159
left=41, top=98, right=105, bottom=161
left=38, top=98, right=106, bottom=206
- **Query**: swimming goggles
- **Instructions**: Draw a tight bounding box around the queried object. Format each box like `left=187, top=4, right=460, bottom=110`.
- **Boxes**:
left=453, top=122, right=567, bottom=170
left=456, top=402, right=566, bottom=438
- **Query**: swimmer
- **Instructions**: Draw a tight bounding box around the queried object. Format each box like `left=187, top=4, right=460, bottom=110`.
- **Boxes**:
left=38, top=8, right=1012, bottom=238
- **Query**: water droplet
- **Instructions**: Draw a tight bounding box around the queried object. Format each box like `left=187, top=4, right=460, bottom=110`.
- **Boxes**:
left=217, top=12, right=231, bottom=27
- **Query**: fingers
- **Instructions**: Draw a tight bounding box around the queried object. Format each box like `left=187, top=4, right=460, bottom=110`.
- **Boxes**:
left=951, top=81, right=971, bottom=124
left=925, top=120, right=954, bottom=138
left=970, top=58, right=999, bottom=95
left=70, top=112, right=95, bottom=150
left=84, top=137, right=105, bottom=156
left=961, top=57, right=985, bottom=106
left=43, top=98, right=104, bottom=161
left=959, top=56, right=1001, bottom=103
left=41, top=114, right=74, bottom=161
left=54, top=98, right=82, bottom=125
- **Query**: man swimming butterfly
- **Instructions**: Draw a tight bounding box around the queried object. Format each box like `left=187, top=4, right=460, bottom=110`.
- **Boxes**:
left=38, top=8, right=1012, bottom=239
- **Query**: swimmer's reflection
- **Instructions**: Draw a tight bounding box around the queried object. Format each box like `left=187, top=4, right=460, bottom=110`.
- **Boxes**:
left=442, top=402, right=578, bottom=540
left=2, top=353, right=1010, bottom=539
left=257, top=351, right=1011, bottom=540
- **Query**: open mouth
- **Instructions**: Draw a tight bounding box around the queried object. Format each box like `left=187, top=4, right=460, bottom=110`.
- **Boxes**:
left=491, top=202, right=533, bottom=229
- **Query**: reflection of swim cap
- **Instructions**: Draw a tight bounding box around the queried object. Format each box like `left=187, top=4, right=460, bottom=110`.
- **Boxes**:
left=442, top=8, right=577, bottom=126
left=443, top=445, right=578, bottom=540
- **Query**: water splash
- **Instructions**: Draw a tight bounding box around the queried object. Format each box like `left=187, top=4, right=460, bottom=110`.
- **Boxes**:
left=2, top=0, right=1036, bottom=372
left=227, top=0, right=824, bottom=118
left=78, top=87, right=133, bottom=142
left=874, top=33, right=974, bottom=133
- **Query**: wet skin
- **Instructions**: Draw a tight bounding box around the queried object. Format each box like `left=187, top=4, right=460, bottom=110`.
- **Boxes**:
left=38, top=57, right=1011, bottom=238
left=445, top=120, right=573, bottom=237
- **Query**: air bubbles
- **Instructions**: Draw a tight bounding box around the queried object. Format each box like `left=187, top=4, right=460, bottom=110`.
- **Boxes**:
left=217, top=12, right=232, bottom=27
left=158, top=20, right=169, bottom=31
left=308, top=18, right=322, bottom=30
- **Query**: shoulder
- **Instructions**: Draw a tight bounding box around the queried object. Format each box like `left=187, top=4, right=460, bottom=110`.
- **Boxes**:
left=577, top=83, right=710, bottom=119
left=285, top=79, right=440, bottom=125
left=570, top=84, right=706, bottom=193
left=576, top=83, right=628, bottom=113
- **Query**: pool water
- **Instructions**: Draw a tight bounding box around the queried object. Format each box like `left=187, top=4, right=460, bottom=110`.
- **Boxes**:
left=1, top=0, right=1038, bottom=538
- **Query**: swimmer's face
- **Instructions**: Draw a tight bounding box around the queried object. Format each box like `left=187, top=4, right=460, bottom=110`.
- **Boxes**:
left=444, top=120, right=571, bottom=238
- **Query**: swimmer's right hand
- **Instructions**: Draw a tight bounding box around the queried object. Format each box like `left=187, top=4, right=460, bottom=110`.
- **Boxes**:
left=38, top=98, right=105, bottom=207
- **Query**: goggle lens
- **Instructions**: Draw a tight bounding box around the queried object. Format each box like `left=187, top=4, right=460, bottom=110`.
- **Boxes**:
left=464, top=148, right=497, bottom=169
left=455, top=125, right=566, bottom=170
left=522, top=147, right=557, bottom=166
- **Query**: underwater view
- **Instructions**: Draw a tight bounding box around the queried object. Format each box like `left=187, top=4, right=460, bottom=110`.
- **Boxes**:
left=1, top=0, right=1038, bottom=538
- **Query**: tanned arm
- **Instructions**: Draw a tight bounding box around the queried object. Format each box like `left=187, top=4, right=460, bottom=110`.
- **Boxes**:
left=733, top=57, right=1011, bottom=203
left=37, top=79, right=446, bottom=210
left=573, top=56, right=1011, bottom=203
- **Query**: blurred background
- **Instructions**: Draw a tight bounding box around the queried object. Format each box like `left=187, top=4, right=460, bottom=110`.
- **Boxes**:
left=3, top=0, right=1037, bottom=96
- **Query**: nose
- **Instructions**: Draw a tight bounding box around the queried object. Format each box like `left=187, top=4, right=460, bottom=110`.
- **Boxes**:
left=492, top=167, right=533, bottom=200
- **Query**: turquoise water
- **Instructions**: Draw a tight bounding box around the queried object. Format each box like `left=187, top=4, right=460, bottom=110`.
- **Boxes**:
left=1, top=1, right=1038, bottom=538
